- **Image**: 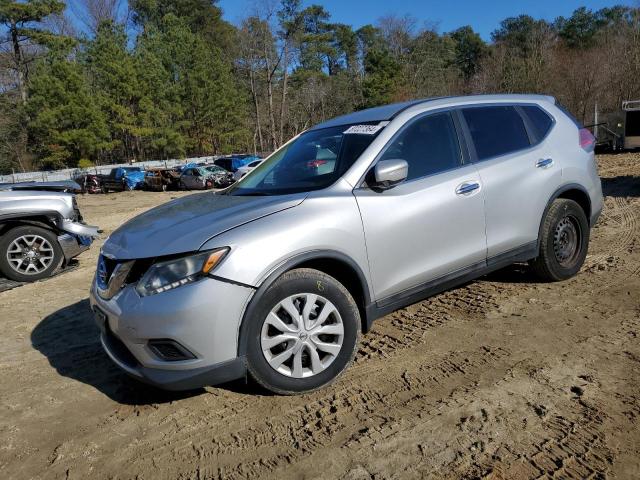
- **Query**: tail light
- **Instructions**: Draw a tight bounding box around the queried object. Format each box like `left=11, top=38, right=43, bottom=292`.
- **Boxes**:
left=579, top=128, right=595, bottom=152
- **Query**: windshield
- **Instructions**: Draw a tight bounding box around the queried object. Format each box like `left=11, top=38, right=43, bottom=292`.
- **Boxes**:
left=227, top=123, right=384, bottom=196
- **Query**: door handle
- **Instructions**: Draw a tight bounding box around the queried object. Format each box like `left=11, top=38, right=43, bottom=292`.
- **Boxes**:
left=536, top=158, right=554, bottom=169
left=455, top=182, right=480, bottom=195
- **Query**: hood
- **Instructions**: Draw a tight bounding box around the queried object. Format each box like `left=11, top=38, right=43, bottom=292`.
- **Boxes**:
left=102, top=191, right=307, bottom=259
left=0, top=180, right=81, bottom=193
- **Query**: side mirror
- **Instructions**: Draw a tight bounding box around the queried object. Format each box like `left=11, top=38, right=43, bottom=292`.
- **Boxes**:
left=372, top=159, right=408, bottom=190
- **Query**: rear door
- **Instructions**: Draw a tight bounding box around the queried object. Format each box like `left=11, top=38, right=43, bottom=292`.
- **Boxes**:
left=459, top=104, right=560, bottom=259
left=354, top=110, right=487, bottom=302
left=182, top=168, right=197, bottom=189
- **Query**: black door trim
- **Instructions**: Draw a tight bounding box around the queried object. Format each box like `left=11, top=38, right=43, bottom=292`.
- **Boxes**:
left=367, top=241, right=537, bottom=322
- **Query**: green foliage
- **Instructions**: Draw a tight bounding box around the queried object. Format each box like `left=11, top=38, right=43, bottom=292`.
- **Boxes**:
left=1, top=2, right=639, bottom=172
left=77, top=158, right=94, bottom=169
left=0, top=0, right=65, bottom=23
left=362, top=48, right=400, bottom=107
left=0, top=97, right=29, bottom=174
left=27, top=51, right=111, bottom=169
left=135, top=14, right=247, bottom=157
left=451, top=26, right=489, bottom=80
left=84, top=21, right=142, bottom=162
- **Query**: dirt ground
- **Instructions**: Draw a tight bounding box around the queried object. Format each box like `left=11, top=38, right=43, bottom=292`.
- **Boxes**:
left=0, top=154, right=639, bottom=480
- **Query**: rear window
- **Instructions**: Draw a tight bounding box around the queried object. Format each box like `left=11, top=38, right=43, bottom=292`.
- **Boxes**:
left=521, top=105, right=554, bottom=141
left=462, top=106, right=531, bottom=160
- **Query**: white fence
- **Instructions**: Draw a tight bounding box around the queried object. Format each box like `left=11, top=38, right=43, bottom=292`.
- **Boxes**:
left=0, top=156, right=217, bottom=184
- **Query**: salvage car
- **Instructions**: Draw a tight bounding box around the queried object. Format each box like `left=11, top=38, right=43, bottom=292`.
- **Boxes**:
left=74, top=174, right=102, bottom=194
left=213, top=155, right=255, bottom=173
left=1, top=181, right=99, bottom=281
left=233, top=158, right=263, bottom=181
left=204, top=165, right=235, bottom=188
left=144, top=168, right=181, bottom=192
left=91, top=94, right=603, bottom=394
left=179, top=166, right=233, bottom=190
left=98, top=167, right=144, bottom=193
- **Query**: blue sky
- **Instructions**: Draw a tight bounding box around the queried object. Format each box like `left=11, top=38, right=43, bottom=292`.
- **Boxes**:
left=217, top=0, right=634, bottom=39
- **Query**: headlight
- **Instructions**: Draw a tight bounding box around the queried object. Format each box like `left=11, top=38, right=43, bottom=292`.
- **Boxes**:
left=136, top=248, right=229, bottom=297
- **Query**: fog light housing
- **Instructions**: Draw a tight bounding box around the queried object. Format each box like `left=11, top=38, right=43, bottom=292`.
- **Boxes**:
left=148, top=340, right=196, bottom=361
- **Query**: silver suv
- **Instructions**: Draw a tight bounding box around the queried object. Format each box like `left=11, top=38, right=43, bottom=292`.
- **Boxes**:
left=91, top=95, right=603, bottom=394
left=1, top=181, right=99, bottom=282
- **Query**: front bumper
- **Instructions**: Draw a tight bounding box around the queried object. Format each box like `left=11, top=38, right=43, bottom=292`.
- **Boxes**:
left=58, top=233, right=92, bottom=262
left=89, top=276, right=254, bottom=390
left=62, top=219, right=100, bottom=238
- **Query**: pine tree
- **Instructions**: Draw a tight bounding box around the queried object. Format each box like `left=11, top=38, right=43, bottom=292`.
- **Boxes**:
left=0, top=0, right=67, bottom=105
left=27, top=47, right=111, bottom=169
left=84, top=21, right=143, bottom=162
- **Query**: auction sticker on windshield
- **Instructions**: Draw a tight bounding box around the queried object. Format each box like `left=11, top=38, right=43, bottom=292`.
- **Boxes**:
left=343, top=124, right=385, bottom=135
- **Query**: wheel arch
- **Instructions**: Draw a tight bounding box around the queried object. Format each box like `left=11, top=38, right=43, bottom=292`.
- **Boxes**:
left=0, top=214, right=61, bottom=236
left=536, top=184, right=592, bottom=251
left=237, top=250, right=373, bottom=357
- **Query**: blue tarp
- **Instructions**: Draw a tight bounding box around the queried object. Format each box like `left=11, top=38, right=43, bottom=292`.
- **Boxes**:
left=123, top=170, right=146, bottom=190
left=231, top=156, right=260, bottom=170
left=114, top=167, right=127, bottom=180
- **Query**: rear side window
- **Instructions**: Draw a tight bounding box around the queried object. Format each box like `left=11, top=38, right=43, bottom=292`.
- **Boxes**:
left=521, top=105, right=554, bottom=141
left=462, top=106, right=530, bottom=160
left=380, top=112, right=462, bottom=181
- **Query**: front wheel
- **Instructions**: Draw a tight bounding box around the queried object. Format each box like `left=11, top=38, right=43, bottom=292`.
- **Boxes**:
left=529, top=199, right=589, bottom=281
left=0, top=226, right=64, bottom=282
left=246, top=268, right=361, bottom=395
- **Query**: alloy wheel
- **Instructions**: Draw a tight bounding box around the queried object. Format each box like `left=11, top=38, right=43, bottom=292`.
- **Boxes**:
left=6, top=234, right=55, bottom=275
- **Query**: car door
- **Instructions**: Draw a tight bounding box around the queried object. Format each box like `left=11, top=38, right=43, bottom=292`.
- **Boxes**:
left=459, top=104, right=561, bottom=259
left=182, top=169, right=195, bottom=189
left=354, top=111, right=487, bottom=302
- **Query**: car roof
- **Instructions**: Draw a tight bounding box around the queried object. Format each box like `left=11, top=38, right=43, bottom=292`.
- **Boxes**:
left=309, top=99, right=435, bottom=131
left=308, top=94, right=555, bottom=131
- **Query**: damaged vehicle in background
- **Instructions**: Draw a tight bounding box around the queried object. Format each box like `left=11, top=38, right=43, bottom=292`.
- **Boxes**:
left=179, top=166, right=234, bottom=190
left=73, top=173, right=102, bottom=194
left=98, top=167, right=145, bottom=193
left=204, top=165, right=235, bottom=188
left=0, top=181, right=99, bottom=281
left=233, top=158, right=264, bottom=181
left=143, top=168, right=181, bottom=192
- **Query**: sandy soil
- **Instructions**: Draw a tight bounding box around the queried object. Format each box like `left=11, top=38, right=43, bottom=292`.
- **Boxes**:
left=0, top=154, right=639, bottom=480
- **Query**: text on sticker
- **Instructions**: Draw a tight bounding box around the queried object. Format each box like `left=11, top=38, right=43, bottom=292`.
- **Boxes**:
left=343, top=124, right=383, bottom=135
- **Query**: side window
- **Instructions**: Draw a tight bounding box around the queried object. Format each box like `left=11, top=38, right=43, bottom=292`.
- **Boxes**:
left=462, top=106, right=530, bottom=160
left=380, top=112, right=462, bottom=181
left=521, top=105, right=554, bottom=141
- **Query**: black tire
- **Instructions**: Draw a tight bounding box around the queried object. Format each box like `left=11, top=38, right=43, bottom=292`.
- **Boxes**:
left=529, top=199, right=589, bottom=281
left=246, top=268, right=361, bottom=395
left=0, top=225, right=64, bottom=282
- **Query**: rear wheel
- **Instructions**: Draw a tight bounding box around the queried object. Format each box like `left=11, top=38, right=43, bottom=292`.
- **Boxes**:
left=246, top=268, right=360, bottom=395
left=0, top=226, right=64, bottom=282
left=529, top=199, right=589, bottom=281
